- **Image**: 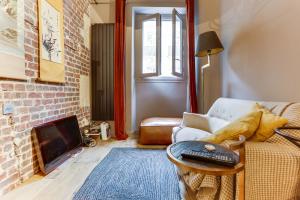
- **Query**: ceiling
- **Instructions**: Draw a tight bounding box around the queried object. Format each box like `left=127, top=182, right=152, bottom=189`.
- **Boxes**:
left=89, top=0, right=115, bottom=4
left=90, top=0, right=185, bottom=4
left=134, top=7, right=186, bottom=15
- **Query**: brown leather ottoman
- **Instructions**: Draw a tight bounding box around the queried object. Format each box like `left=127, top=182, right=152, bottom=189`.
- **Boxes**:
left=139, top=117, right=182, bottom=145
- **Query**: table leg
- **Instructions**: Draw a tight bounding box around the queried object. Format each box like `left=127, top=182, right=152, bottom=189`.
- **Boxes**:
left=237, top=169, right=245, bottom=200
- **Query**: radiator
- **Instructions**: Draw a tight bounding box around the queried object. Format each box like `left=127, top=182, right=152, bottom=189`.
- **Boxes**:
left=91, top=24, right=114, bottom=120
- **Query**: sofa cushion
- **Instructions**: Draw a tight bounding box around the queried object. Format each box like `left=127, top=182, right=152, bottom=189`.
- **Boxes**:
left=172, top=127, right=212, bottom=143
left=201, top=111, right=262, bottom=144
left=259, top=102, right=291, bottom=116
left=250, top=104, right=288, bottom=142
left=182, top=112, right=230, bottom=132
left=207, top=98, right=257, bottom=122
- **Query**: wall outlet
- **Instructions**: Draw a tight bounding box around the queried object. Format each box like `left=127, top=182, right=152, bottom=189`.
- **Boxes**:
left=3, top=103, right=14, bottom=115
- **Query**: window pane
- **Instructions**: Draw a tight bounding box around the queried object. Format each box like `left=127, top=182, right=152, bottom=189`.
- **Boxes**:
left=175, top=16, right=182, bottom=74
left=142, top=20, right=156, bottom=74
left=161, top=20, right=172, bottom=76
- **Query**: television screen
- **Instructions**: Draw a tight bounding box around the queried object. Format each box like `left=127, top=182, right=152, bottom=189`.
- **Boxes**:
left=33, top=116, right=83, bottom=174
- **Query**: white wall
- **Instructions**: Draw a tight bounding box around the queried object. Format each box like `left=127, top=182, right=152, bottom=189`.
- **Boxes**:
left=135, top=82, right=187, bottom=126
left=196, top=0, right=222, bottom=112
left=198, top=0, right=300, bottom=103
left=197, top=0, right=300, bottom=112
left=90, top=3, right=115, bottom=24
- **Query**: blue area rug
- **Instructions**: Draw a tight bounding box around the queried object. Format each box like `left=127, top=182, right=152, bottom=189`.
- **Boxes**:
left=73, top=148, right=181, bottom=200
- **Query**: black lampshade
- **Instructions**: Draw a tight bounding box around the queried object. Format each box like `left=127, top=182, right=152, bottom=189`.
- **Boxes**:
left=195, top=31, right=224, bottom=57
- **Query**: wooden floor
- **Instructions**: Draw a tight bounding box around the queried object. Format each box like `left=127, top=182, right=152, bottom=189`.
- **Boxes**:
left=3, top=136, right=166, bottom=200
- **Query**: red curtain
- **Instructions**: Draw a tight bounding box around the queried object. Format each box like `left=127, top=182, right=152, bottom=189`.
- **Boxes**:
left=114, top=0, right=128, bottom=140
left=186, top=0, right=198, bottom=113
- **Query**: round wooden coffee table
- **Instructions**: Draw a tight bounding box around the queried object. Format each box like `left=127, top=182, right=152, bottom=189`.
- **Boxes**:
left=167, top=136, right=245, bottom=200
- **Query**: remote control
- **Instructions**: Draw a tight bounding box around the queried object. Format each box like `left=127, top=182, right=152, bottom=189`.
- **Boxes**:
left=181, top=150, right=238, bottom=167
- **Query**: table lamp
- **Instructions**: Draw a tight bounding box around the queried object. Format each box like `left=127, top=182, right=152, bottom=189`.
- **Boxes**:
left=195, top=31, right=224, bottom=113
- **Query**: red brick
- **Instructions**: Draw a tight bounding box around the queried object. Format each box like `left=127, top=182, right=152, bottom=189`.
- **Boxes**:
left=1, top=127, right=12, bottom=135
left=0, top=0, right=91, bottom=194
left=23, top=100, right=33, bottom=106
left=25, top=69, right=35, bottom=77
left=27, top=63, right=38, bottom=70
left=26, top=84, right=35, bottom=91
left=43, top=93, right=55, bottom=98
left=31, top=114, right=39, bottom=120
left=25, top=54, right=33, bottom=62
left=24, top=45, right=34, bottom=54
left=16, top=93, right=27, bottom=99
left=28, top=92, right=42, bottom=98
left=0, top=173, right=6, bottom=181
left=15, top=124, right=26, bottom=132
left=21, top=115, right=30, bottom=121
left=56, top=92, right=65, bottom=97
left=29, top=120, right=43, bottom=128
left=29, top=106, right=44, bottom=113
left=42, top=99, right=53, bottom=105
left=1, top=84, right=14, bottom=91
left=2, top=159, right=16, bottom=170
left=0, top=136, right=13, bottom=145
left=17, top=107, right=29, bottom=114
left=3, top=144, right=13, bottom=153
left=15, top=84, right=25, bottom=91
left=8, top=168, right=18, bottom=176
left=0, top=173, right=18, bottom=189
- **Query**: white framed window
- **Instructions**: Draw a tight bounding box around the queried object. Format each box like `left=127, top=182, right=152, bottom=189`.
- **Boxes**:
left=141, top=14, right=160, bottom=77
left=172, top=9, right=184, bottom=77
left=136, top=9, right=186, bottom=79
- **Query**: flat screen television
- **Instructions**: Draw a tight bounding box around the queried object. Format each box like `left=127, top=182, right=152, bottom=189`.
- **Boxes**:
left=33, top=115, right=83, bottom=175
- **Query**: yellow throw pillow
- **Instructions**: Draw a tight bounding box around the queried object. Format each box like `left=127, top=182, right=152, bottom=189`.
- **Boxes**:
left=200, top=111, right=262, bottom=144
left=249, top=103, right=288, bottom=142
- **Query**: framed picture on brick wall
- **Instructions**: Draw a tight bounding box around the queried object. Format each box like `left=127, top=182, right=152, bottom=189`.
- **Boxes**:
left=0, top=0, right=26, bottom=80
left=38, top=0, right=65, bottom=83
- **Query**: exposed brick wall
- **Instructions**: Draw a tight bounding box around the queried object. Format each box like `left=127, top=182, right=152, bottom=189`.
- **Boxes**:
left=0, top=0, right=91, bottom=195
